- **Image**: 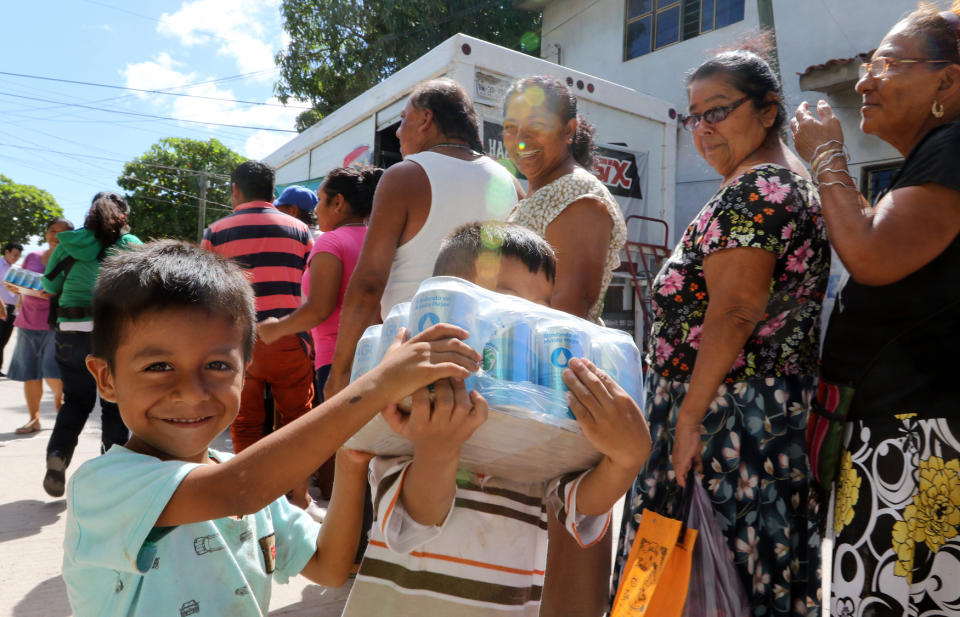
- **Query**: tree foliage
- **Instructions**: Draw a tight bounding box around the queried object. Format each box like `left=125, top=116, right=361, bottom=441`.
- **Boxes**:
left=275, top=0, right=542, bottom=132
left=118, top=138, right=244, bottom=242
left=0, top=174, right=63, bottom=245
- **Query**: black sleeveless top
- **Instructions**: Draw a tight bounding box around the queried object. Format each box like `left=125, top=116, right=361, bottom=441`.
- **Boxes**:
left=821, top=122, right=960, bottom=421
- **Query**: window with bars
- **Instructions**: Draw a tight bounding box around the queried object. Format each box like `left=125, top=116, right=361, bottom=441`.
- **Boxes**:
left=624, top=0, right=745, bottom=60
left=861, top=162, right=901, bottom=205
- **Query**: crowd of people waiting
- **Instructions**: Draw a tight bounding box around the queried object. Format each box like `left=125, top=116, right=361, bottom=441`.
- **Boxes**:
left=3, top=3, right=960, bottom=616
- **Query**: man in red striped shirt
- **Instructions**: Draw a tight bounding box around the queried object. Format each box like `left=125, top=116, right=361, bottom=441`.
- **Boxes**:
left=202, top=161, right=316, bottom=509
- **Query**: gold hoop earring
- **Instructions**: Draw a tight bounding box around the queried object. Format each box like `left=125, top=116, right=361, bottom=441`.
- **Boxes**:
left=932, top=99, right=945, bottom=118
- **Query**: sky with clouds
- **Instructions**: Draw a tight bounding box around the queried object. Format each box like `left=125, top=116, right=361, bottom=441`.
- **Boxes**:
left=2, top=0, right=303, bottom=251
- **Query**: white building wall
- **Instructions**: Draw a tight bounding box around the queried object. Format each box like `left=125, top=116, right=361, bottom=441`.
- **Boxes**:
left=539, top=0, right=917, bottom=235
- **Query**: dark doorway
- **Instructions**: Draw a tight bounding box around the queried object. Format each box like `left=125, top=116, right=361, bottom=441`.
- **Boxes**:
left=375, top=121, right=402, bottom=169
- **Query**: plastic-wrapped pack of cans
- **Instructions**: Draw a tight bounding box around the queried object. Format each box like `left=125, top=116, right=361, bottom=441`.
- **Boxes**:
left=3, top=266, right=46, bottom=296
left=351, top=276, right=644, bottom=430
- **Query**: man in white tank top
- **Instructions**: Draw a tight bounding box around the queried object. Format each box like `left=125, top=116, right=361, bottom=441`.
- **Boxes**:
left=325, top=79, right=520, bottom=398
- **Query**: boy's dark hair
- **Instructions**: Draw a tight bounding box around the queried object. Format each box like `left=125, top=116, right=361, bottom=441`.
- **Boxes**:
left=322, top=165, right=384, bottom=218
left=433, top=221, right=557, bottom=282
left=3, top=242, right=23, bottom=253
left=410, top=79, right=483, bottom=152
left=231, top=160, right=276, bottom=203
left=91, top=240, right=256, bottom=366
left=85, top=191, right=130, bottom=247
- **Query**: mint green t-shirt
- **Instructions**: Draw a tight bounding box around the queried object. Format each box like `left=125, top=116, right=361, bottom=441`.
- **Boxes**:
left=63, top=447, right=321, bottom=617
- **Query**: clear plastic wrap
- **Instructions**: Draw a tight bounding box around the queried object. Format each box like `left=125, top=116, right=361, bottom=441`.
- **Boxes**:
left=682, top=478, right=750, bottom=617
left=3, top=265, right=46, bottom=297
left=345, top=276, right=646, bottom=482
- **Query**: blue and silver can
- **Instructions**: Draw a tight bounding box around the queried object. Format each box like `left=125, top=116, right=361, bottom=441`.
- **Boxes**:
left=591, top=330, right=644, bottom=403
left=409, top=278, right=479, bottom=351
left=350, top=325, right=383, bottom=382
left=378, top=302, right=411, bottom=360
left=483, top=320, right=536, bottom=383
left=5, top=266, right=24, bottom=287
left=536, top=321, right=590, bottom=392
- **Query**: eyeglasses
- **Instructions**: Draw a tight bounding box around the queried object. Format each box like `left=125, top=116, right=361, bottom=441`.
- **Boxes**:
left=859, top=57, right=955, bottom=80
left=681, top=97, right=750, bottom=130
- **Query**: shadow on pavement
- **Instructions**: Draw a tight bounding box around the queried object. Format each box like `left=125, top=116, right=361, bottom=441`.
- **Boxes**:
left=269, top=582, right=353, bottom=616
left=13, top=574, right=71, bottom=617
left=0, top=499, right=66, bottom=540
left=0, top=427, right=50, bottom=445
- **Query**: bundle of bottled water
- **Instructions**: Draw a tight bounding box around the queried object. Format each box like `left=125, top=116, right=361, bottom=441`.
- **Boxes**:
left=3, top=266, right=45, bottom=296
left=351, top=276, right=644, bottom=431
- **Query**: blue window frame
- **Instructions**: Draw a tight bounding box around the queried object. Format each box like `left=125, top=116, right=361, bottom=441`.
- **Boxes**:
left=625, top=0, right=745, bottom=60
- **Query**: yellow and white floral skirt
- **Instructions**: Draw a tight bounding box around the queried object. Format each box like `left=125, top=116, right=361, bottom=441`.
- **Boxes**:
left=831, top=415, right=960, bottom=616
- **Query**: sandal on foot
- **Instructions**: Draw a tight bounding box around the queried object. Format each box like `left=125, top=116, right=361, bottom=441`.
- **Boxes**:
left=15, top=419, right=41, bottom=434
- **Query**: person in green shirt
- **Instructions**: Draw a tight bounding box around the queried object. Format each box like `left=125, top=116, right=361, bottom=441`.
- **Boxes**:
left=41, top=191, right=142, bottom=497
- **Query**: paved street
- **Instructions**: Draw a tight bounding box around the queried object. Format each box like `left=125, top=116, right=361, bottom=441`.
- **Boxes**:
left=0, top=330, right=351, bottom=617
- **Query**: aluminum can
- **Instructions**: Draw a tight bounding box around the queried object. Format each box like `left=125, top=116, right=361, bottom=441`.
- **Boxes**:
left=350, top=325, right=383, bottom=382
left=27, top=270, right=43, bottom=290
left=378, top=302, right=410, bottom=360
left=5, top=266, right=24, bottom=286
left=536, top=321, right=590, bottom=392
left=591, top=330, right=643, bottom=403
left=483, top=320, right=536, bottom=383
left=409, top=282, right=479, bottom=350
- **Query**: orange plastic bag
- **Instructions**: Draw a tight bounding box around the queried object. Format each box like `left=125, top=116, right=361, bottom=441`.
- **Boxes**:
left=611, top=493, right=698, bottom=617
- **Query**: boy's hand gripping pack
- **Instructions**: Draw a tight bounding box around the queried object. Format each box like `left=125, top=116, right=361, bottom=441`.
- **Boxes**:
left=345, top=276, right=645, bottom=483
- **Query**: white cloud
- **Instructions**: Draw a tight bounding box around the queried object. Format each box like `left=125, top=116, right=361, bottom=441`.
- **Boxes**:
left=244, top=130, right=294, bottom=159
left=117, top=0, right=298, bottom=159
left=122, top=53, right=199, bottom=96
left=157, top=0, right=283, bottom=78
left=121, top=56, right=300, bottom=140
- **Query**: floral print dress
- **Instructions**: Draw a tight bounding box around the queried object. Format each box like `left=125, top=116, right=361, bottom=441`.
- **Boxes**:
left=615, top=165, right=829, bottom=616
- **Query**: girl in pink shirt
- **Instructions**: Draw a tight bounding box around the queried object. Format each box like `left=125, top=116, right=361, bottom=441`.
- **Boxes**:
left=259, top=166, right=383, bottom=396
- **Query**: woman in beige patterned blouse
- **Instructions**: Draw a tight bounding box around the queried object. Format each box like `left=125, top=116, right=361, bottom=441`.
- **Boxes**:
left=504, top=76, right=627, bottom=324
left=502, top=75, right=628, bottom=617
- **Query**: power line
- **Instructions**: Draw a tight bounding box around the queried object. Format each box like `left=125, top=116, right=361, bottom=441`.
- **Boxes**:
left=117, top=175, right=233, bottom=211
left=0, top=143, right=232, bottom=181
left=0, top=91, right=297, bottom=133
left=0, top=70, right=311, bottom=109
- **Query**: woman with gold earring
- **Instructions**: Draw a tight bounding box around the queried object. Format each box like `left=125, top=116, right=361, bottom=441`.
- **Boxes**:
left=791, top=2, right=960, bottom=614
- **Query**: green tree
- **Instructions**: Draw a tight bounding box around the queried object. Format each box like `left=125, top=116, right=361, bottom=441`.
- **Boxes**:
left=275, top=0, right=542, bottom=132
left=118, top=138, right=244, bottom=242
left=0, top=175, right=63, bottom=245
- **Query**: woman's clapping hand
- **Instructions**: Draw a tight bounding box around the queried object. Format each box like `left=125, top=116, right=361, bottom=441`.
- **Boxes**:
left=790, top=100, right=846, bottom=163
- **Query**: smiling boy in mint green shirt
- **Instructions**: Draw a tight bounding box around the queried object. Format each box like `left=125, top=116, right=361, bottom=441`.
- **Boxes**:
left=61, top=240, right=481, bottom=617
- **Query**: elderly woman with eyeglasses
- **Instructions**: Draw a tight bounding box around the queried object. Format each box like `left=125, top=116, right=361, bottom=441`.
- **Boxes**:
left=614, top=40, right=828, bottom=616
left=791, top=4, right=960, bottom=614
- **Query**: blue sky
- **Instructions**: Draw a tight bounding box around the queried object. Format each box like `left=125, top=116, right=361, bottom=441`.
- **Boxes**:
left=2, top=0, right=302, bottom=254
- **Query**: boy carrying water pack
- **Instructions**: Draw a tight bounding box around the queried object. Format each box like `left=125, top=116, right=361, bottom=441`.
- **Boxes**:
left=342, top=222, right=651, bottom=616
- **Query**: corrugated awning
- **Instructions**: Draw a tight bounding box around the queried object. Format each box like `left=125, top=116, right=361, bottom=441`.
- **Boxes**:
left=798, top=50, right=874, bottom=93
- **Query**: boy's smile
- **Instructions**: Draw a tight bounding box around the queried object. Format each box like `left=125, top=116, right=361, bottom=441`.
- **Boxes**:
left=86, top=307, right=247, bottom=464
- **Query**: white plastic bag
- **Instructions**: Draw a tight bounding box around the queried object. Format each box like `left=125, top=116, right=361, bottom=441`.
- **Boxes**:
left=682, top=477, right=750, bottom=617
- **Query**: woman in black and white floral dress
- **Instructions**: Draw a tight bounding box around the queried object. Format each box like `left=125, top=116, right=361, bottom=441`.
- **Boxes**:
left=792, top=5, right=960, bottom=615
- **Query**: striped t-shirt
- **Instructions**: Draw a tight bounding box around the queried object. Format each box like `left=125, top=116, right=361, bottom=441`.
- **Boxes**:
left=201, top=202, right=314, bottom=321
left=341, top=456, right=610, bottom=616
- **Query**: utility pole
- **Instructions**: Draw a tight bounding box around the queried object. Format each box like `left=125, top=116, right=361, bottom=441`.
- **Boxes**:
left=196, top=170, right=208, bottom=243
